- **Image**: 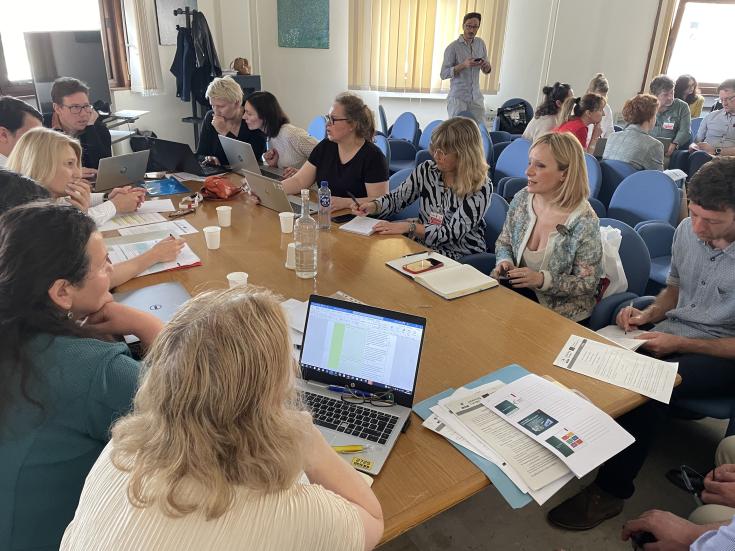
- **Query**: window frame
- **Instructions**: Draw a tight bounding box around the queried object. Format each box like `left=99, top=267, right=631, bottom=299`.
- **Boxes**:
left=662, top=0, right=735, bottom=95
left=0, top=0, right=128, bottom=98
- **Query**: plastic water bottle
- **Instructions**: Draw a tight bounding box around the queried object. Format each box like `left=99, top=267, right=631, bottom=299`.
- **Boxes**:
left=318, top=180, right=331, bottom=230
left=294, top=189, right=318, bottom=278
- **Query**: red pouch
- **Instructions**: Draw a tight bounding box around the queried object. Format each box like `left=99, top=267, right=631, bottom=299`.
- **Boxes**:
left=200, top=175, right=243, bottom=200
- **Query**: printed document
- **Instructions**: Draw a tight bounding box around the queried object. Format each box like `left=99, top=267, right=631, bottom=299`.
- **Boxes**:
left=117, top=219, right=198, bottom=237
left=135, top=199, right=176, bottom=213
left=554, top=335, right=678, bottom=403
left=596, top=325, right=647, bottom=351
left=107, top=238, right=201, bottom=277
left=99, top=212, right=167, bottom=232
left=482, top=374, right=635, bottom=478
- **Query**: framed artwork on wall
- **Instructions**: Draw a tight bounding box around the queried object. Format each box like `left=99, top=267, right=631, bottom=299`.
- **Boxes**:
left=277, top=0, right=329, bottom=49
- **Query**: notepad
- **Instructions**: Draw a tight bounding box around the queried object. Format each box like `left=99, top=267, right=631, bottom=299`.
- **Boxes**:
left=107, top=238, right=202, bottom=277
left=415, top=264, right=498, bottom=299
left=338, top=216, right=380, bottom=236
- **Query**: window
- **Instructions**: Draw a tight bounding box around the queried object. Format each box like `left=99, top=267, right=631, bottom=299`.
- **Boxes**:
left=348, top=0, right=508, bottom=94
left=0, top=0, right=128, bottom=97
left=663, top=0, right=735, bottom=93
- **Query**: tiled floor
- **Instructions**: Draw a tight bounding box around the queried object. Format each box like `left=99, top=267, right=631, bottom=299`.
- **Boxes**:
left=379, top=417, right=726, bottom=550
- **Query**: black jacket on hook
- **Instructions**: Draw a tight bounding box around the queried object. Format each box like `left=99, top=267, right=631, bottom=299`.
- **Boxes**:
left=170, top=11, right=221, bottom=107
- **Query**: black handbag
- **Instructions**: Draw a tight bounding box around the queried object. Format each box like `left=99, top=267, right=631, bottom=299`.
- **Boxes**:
left=495, top=102, right=529, bottom=134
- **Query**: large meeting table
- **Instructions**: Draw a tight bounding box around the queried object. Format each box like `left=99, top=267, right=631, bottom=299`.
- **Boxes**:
left=113, top=180, right=648, bottom=543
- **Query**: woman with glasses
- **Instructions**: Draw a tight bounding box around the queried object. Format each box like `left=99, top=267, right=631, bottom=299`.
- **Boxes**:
left=352, top=117, right=491, bottom=260
left=0, top=203, right=163, bottom=551
left=46, top=77, right=111, bottom=179
left=61, top=286, right=384, bottom=551
left=674, top=74, right=705, bottom=118
left=280, top=93, right=389, bottom=210
left=242, top=91, right=318, bottom=178
left=195, top=77, right=267, bottom=166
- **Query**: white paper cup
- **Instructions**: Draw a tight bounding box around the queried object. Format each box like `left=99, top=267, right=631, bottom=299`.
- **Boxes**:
left=227, top=271, right=248, bottom=288
left=203, top=226, right=221, bottom=250
left=285, top=242, right=296, bottom=270
left=279, top=211, right=296, bottom=233
left=216, top=205, right=232, bottom=227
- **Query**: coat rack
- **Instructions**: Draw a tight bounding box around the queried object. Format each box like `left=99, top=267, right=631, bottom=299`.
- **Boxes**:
left=174, top=7, right=202, bottom=147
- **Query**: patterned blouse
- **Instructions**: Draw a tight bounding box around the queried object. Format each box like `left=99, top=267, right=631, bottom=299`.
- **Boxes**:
left=495, top=189, right=603, bottom=321
left=373, top=161, right=492, bottom=259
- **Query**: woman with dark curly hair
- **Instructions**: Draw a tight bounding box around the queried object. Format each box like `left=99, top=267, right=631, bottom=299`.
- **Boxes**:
left=522, top=82, right=573, bottom=142
left=602, top=93, right=664, bottom=170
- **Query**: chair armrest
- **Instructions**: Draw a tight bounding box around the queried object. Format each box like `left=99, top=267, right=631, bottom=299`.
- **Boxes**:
left=588, top=291, right=638, bottom=330
left=459, top=253, right=497, bottom=275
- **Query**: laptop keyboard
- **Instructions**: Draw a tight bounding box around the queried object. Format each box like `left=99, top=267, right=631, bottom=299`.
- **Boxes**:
left=303, top=391, right=399, bottom=445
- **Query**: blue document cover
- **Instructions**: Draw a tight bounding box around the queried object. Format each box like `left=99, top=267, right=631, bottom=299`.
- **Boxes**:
left=143, top=177, right=190, bottom=196
left=412, top=364, right=532, bottom=508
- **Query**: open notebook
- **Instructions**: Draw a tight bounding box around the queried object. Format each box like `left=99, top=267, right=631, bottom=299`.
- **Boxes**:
left=338, top=216, right=380, bottom=236
left=386, top=252, right=498, bottom=299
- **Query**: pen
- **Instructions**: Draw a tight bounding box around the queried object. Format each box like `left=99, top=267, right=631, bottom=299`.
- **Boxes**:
left=625, top=299, right=634, bottom=335
left=347, top=192, right=361, bottom=209
left=333, top=445, right=371, bottom=454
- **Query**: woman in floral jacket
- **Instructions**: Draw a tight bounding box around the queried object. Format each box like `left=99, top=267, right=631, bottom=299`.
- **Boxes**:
left=493, top=132, right=603, bottom=322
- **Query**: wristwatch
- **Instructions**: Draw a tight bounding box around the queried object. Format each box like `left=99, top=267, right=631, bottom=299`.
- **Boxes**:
left=715, top=147, right=722, bottom=156
left=407, top=221, right=417, bottom=239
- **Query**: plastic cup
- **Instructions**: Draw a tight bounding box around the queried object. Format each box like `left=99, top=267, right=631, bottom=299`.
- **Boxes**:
left=203, top=226, right=221, bottom=250
left=227, top=271, right=248, bottom=288
left=279, top=211, right=296, bottom=233
left=216, top=205, right=232, bottom=227
left=285, top=242, right=296, bottom=270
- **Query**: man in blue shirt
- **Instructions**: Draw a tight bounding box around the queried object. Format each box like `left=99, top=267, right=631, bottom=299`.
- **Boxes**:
left=440, top=12, right=492, bottom=122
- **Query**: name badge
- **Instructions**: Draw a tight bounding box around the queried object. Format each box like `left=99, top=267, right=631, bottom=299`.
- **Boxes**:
left=662, top=122, right=675, bottom=131
left=429, top=211, right=444, bottom=225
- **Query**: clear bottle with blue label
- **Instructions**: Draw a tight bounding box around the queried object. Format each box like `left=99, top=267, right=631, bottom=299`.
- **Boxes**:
left=318, top=180, right=331, bottom=230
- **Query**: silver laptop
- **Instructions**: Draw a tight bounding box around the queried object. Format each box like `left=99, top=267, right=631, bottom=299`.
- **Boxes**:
left=297, top=294, right=426, bottom=475
left=218, top=135, right=285, bottom=180
left=241, top=170, right=318, bottom=214
left=95, top=150, right=150, bottom=192
left=113, top=282, right=191, bottom=343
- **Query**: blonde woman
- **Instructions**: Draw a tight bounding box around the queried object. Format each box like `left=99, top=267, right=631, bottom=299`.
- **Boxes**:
left=492, top=132, right=603, bottom=322
left=195, top=76, right=266, bottom=165
left=354, top=117, right=491, bottom=259
left=61, top=287, right=384, bottom=551
left=7, top=128, right=183, bottom=286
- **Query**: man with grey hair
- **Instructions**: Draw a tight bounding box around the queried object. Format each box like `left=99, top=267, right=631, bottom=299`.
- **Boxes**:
left=690, top=79, right=735, bottom=157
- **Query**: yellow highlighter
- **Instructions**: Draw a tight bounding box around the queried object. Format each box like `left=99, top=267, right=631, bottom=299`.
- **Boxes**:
left=332, top=445, right=369, bottom=454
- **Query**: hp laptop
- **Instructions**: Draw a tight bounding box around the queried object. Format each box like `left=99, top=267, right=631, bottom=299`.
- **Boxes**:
left=297, top=294, right=426, bottom=475
left=94, top=150, right=150, bottom=192
left=241, top=170, right=318, bottom=214
left=113, top=282, right=191, bottom=343
left=146, top=138, right=227, bottom=176
left=218, top=135, right=285, bottom=180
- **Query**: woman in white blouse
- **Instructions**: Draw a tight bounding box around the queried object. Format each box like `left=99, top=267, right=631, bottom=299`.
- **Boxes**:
left=242, top=91, right=318, bottom=178
left=586, top=73, right=615, bottom=140
left=61, top=286, right=384, bottom=551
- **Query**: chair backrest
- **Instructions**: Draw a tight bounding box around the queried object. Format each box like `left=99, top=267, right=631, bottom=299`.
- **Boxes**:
left=374, top=134, right=390, bottom=164
left=608, top=170, right=680, bottom=227
left=478, top=123, right=494, bottom=166
left=378, top=105, right=389, bottom=136
left=635, top=221, right=675, bottom=259
left=389, top=168, right=414, bottom=191
left=489, top=130, right=512, bottom=144
left=388, top=168, right=420, bottom=220
left=598, top=218, right=651, bottom=296
left=390, top=112, right=420, bottom=145
left=690, top=117, right=703, bottom=143
left=484, top=193, right=509, bottom=251
left=493, top=138, right=531, bottom=181
left=501, top=177, right=527, bottom=203
left=415, top=149, right=433, bottom=165
left=598, top=159, right=638, bottom=207
left=588, top=197, right=606, bottom=218
left=418, top=119, right=442, bottom=150
left=688, top=150, right=713, bottom=179
left=584, top=153, right=602, bottom=198
left=307, top=116, right=327, bottom=140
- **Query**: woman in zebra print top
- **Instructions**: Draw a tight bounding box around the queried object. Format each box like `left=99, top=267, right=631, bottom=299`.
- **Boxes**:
left=353, top=117, right=492, bottom=259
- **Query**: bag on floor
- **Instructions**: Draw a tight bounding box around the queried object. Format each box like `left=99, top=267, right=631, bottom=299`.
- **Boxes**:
left=599, top=226, right=628, bottom=299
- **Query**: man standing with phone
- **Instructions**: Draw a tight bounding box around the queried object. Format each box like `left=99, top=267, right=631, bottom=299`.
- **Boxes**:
left=440, top=12, right=492, bottom=122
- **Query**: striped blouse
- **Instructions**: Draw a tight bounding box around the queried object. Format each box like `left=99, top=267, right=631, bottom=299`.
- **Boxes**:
left=374, top=160, right=492, bottom=259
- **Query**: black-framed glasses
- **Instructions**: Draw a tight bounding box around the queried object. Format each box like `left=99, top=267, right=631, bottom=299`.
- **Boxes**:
left=463, top=23, right=480, bottom=29
left=340, top=388, right=395, bottom=407
left=680, top=464, right=704, bottom=506
left=62, top=104, right=94, bottom=114
left=324, top=114, right=350, bottom=125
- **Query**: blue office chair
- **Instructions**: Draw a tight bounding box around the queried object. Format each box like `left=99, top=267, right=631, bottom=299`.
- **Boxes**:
left=387, top=168, right=420, bottom=220
left=635, top=220, right=675, bottom=294
left=588, top=218, right=651, bottom=329
left=493, top=138, right=531, bottom=191
left=414, top=149, right=433, bottom=166
left=483, top=193, right=509, bottom=252
left=489, top=131, right=512, bottom=144
left=378, top=104, right=389, bottom=136
left=388, top=141, right=419, bottom=174
left=690, top=117, right=703, bottom=143
left=589, top=197, right=607, bottom=218
left=374, top=134, right=390, bottom=166
left=478, top=123, right=494, bottom=168
left=688, top=150, right=713, bottom=179
left=585, top=153, right=602, bottom=198
left=492, top=98, right=534, bottom=131
left=598, top=159, right=639, bottom=208
left=388, top=112, right=421, bottom=173
left=418, top=119, right=442, bottom=151
left=307, top=116, right=327, bottom=141
left=608, top=171, right=680, bottom=228
left=389, top=112, right=420, bottom=145
left=501, top=177, right=527, bottom=203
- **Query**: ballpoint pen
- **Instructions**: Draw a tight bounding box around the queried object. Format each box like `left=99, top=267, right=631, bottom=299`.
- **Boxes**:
left=347, top=192, right=361, bottom=209
left=624, top=299, right=634, bottom=335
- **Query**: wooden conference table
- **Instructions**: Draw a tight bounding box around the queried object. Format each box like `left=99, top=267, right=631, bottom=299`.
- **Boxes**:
left=114, top=178, right=647, bottom=543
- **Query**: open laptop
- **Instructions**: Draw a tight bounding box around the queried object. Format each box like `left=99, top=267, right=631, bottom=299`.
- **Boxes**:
left=94, top=150, right=150, bottom=192
left=241, top=170, right=318, bottom=214
left=146, top=138, right=228, bottom=176
left=113, top=282, right=191, bottom=343
left=297, top=294, right=426, bottom=475
left=218, top=135, right=285, bottom=180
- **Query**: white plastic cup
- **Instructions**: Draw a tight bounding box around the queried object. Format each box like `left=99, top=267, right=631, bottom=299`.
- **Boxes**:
left=227, top=271, right=248, bottom=288
left=279, top=211, right=296, bottom=233
left=216, top=205, right=232, bottom=227
left=285, top=242, right=296, bottom=270
left=203, top=226, right=221, bottom=250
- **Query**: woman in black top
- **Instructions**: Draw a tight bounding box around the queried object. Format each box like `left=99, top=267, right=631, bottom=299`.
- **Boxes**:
left=281, top=93, right=388, bottom=210
left=195, top=76, right=266, bottom=165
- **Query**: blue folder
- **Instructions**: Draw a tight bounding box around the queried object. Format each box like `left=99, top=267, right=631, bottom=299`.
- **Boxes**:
left=412, top=364, right=532, bottom=509
left=143, top=177, right=190, bottom=196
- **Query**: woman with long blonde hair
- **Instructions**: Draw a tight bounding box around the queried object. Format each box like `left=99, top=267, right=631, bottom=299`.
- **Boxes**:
left=61, top=287, right=384, bottom=551
left=354, top=116, right=492, bottom=259
left=493, top=132, right=602, bottom=322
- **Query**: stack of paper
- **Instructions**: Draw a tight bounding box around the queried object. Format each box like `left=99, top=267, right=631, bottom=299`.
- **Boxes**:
left=339, top=216, right=380, bottom=236
left=107, top=238, right=201, bottom=277
left=99, top=212, right=167, bottom=232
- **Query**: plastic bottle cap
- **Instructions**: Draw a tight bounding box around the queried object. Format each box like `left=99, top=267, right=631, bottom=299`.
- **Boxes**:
left=320, top=181, right=328, bottom=187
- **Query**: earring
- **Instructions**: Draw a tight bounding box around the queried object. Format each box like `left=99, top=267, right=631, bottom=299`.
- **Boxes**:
left=66, top=311, right=73, bottom=320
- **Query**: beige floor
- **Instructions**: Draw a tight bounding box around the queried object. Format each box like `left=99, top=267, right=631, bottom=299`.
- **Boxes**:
left=379, top=417, right=727, bottom=551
